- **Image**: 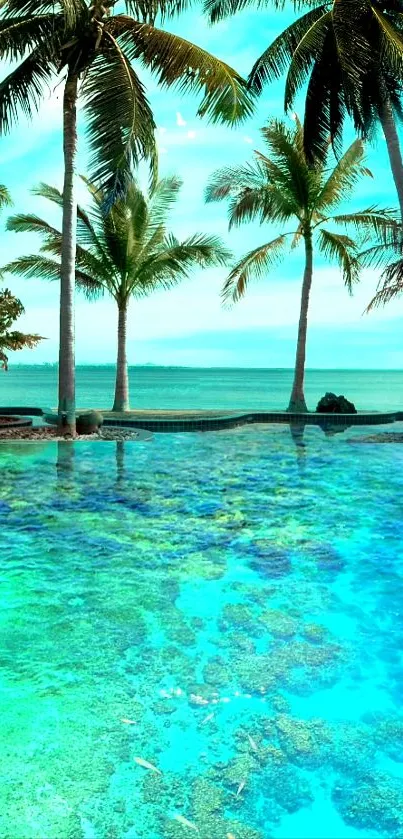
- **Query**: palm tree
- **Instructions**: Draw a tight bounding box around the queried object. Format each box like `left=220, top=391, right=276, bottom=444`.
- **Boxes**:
left=206, top=118, right=398, bottom=412
left=0, top=0, right=254, bottom=432
left=205, top=0, right=403, bottom=219
left=4, top=176, right=231, bottom=411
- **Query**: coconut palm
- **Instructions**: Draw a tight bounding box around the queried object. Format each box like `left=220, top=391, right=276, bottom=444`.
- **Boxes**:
left=206, top=118, right=398, bottom=412
left=0, top=0, right=254, bottom=432
left=4, top=175, right=231, bottom=411
left=205, top=0, right=403, bottom=219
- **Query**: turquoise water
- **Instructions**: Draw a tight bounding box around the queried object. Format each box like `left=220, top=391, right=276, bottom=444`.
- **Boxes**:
left=2, top=365, right=403, bottom=411
left=1, top=426, right=403, bottom=838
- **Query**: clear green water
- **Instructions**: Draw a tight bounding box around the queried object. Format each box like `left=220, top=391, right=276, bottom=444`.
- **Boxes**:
left=3, top=365, right=403, bottom=411
left=1, top=427, right=403, bottom=839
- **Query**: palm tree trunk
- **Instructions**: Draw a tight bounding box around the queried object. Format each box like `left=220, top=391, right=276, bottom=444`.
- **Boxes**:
left=379, top=99, right=403, bottom=221
left=112, top=302, right=130, bottom=412
left=58, top=71, right=78, bottom=435
left=287, top=232, right=313, bottom=413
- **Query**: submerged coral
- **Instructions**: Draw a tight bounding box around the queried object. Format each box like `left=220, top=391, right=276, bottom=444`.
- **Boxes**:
left=333, top=775, right=403, bottom=836
left=1, top=430, right=402, bottom=838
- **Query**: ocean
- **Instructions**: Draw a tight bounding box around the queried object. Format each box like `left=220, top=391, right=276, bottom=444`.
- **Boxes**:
left=0, top=365, right=402, bottom=412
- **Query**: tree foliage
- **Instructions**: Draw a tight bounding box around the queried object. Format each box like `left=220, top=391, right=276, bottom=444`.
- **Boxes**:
left=4, top=174, right=232, bottom=307
left=205, top=0, right=403, bottom=162
left=206, top=117, right=398, bottom=302
left=0, top=288, right=42, bottom=370
left=0, top=0, right=255, bottom=200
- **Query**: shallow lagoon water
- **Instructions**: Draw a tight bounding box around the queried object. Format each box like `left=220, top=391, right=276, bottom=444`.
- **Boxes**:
left=1, top=426, right=403, bottom=839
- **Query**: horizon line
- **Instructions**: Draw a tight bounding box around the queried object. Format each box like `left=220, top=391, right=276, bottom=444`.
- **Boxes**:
left=7, top=364, right=403, bottom=372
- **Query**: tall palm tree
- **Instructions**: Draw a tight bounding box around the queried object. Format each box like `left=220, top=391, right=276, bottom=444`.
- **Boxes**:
left=205, top=0, right=403, bottom=220
left=0, top=0, right=254, bottom=432
left=206, top=118, right=398, bottom=412
left=4, top=176, right=231, bottom=411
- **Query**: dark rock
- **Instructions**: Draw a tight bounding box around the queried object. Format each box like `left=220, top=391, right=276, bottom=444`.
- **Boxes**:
left=76, top=410, right=103, bottom=435
left=316, top=393, right=357, bottom=414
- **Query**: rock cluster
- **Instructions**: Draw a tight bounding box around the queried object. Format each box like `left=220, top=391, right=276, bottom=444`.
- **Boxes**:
left=0, top=425, right=148, bottom=442
left=316, top=392, right=357, bottom=413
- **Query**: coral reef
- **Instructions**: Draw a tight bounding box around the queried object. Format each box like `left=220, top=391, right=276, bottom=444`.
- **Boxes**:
left=333, top=775, right=403, bottom=835
left=0, top=429, right=402, bottom=838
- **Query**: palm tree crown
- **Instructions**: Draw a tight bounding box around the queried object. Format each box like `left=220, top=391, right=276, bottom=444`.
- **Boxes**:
left=206, top=117, right=398, bottom=411
left=205, top=0, right=403, bottom=218
left=0, top=0, right=254, bottom=196
left=4, top=175, right=232, bottom=410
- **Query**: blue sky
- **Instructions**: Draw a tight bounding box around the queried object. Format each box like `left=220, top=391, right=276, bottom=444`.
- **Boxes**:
left=2, top=3, right=403, bottom=368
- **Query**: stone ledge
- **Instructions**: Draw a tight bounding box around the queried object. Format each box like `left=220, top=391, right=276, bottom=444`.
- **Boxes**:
left=0, top=407, right=399, bottom=433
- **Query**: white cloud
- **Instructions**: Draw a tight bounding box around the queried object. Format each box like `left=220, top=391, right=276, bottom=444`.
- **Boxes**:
left=176, top=111, right=187, bottom=127
left=187, top=130, right=196, bottom=140
left=244, top=136, right=253, bottom=144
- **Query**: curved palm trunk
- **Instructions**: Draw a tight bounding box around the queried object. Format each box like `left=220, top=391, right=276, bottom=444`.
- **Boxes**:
left=287, top=232, right=313, bottom=413
left=112, top=302, right=130, bottom=412
left=58, top=71, right=78, bottom=435
left=380, top=100, right=403, bottom=220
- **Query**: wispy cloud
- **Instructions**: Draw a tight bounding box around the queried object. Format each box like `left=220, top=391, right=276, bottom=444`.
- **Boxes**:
left=176, top=111, right=187, bottom=127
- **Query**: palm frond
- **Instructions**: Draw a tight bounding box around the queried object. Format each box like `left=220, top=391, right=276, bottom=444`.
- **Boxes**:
left=318, top=228, right=359, bottom=292
left=205, top=160, right=267, bottom=202
left=2, top=253, right=102, bottom=299
left=248, top=5, right=328, bottom=93
left=81, top=35, right=157, bottom=202
left=302, top=29, right=349, bottom=162
left=3, top=0, right=84, bottom=26
left=260, top=119, right=314, bottom=212
left=203, top=0, right=318, bottom=23
left=366, top=259, right=403, bottom=311
left=147, top=175, right=182, bottom=231
left=6, top=211, right=60, bottom=238
left=222, top=234, right=289, bottom=303
left=0, top=46, right=54, bottom=133
left=111, top=16, right=255, bottom=124
left=31, top=180, right=113, bottom=269
left=331, top=208, right=401, bottom=243
left=227, top=187, right=271, bottom=228
left=0, top=14, right=59, bottom=60
left=0, top=184, right=12, bottom=208
left=3, top=254, right=64, bottom=282
left=332, top=0, right=373, bottom=84
left=284, top=11, right=331, bottom=110
left=131, top=231, right=231, bottom=292
left=316, top=139, right=370, bottom=210
left=31, top=182, right=63, bottom=206
left=124, top=0, right=193, bottom=23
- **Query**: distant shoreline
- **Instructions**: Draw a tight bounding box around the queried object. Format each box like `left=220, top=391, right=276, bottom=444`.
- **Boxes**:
left=6, top=365, right=403, bottom=372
